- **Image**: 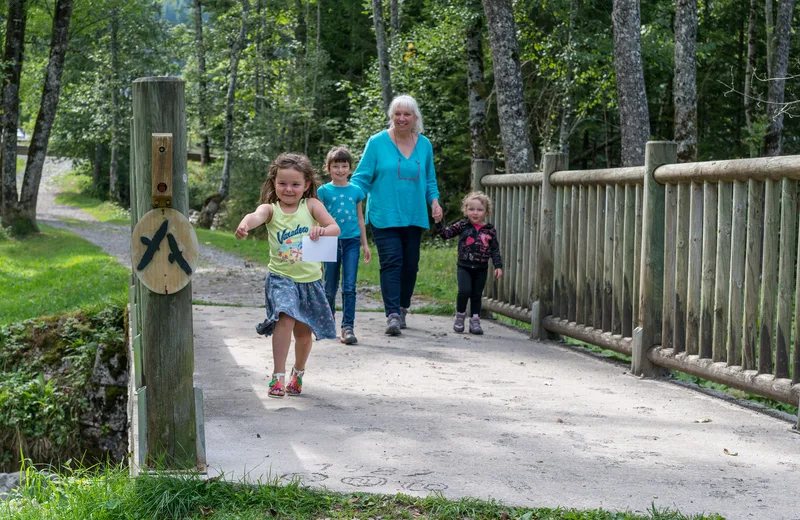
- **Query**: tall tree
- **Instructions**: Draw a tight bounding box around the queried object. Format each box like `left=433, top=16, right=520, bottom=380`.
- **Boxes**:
left=390, top=0, right=401, bottom=47
left=558, top=0, right=577, bottom=154
left=763, top=0, right=794, bottom=156
left=612, top=0, right=650, bottom=166
left=9, top=0, right=73, bottom=234
left=108, top=8, right=121, bottom=201
left=194, top=0, right=211, bottom=164
left=481, top=0, right=534, bottom=173
left=465, top=4, right=488, bottom=160
left=674, top=0, right=697, bottom=162
left=198, top=0, right=249, bottom=228
left=0, top=0, right=27, bottom=231
left=372, top=0, right=392, bottom=112
left=743, top=0, right=758, bottom=156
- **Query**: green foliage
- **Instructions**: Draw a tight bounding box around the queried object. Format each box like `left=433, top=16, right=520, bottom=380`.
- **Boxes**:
left=3, top=462, right=722, bottom=519
left=0, top=304, right=126, bottom=471
left=0, top=226, right=129, bottom=325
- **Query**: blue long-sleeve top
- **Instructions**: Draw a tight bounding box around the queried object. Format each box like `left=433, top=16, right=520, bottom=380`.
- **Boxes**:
left=350, top=130, right=440, bottom=229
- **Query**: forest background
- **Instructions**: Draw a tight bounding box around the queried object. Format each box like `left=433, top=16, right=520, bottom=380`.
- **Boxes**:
left=0, top=0, right=797, bottom=233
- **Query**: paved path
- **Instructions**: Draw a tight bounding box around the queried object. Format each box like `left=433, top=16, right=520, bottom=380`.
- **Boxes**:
left=196, top=307, right=800, bottom=520
left=32, top=159, right=800, bottom=519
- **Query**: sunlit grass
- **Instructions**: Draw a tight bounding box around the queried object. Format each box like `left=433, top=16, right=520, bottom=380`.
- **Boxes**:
left=54, top=171, right=130, bottom=224
left=0, top=225, right=129, bottom=325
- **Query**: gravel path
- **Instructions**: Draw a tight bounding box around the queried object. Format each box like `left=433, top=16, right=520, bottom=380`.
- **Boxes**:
left=32, top=159, right=415, bottom=311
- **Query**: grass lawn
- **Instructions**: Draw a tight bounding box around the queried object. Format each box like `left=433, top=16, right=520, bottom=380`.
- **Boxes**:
left=0, top=225, right=129, bottom=325
left=3, top=463, right=721, bottom=520
left=53, top=171, right=130, bottom=225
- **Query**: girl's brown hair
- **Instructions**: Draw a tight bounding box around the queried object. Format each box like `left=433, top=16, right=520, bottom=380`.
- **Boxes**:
left=259, top=152, right=322, bottom=204
left=461, top=191, right=492, bottom=217
left=325, top=146, right=353, bottom=173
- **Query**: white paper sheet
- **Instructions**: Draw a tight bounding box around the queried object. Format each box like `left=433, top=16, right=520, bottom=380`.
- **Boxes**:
left=301, top=236, right=338, bottom=262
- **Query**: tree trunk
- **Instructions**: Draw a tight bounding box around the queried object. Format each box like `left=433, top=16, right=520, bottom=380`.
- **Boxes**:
left=108, top=9, right=120, bottom=201
left=674, top=0, right=697, bottom=162
left=612, top=0, right=650, bottom=166
left=194, top=0, right=210, bottom=165
left=17, top=0, right=72, bottom=233
left=466, top=6, right=488, bottom=160
left=558, top=0, right=577, bottom=154
left=390, top=0, right=401, bottom=47
left=93, top=141, right=103, bottom=186
left=0, top=0, right=26, bottom=231
left=763, top=0, right=794, bottom=156
left=254, top=0, right=262, bottom=119
left=198, top=0, right=248, bottom=229
left=372, top=0, right=393, bottom=112
left=481, top=0, right=534, bottom=173
left=744, top=0, right=757, bottom=156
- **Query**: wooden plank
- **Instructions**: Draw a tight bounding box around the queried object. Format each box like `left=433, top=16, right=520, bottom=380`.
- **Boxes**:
left=612, top=185, right=624, bottom=335
left=661, top=183, right=677, bottom=350
left=713, top=182, right=733, bottom=362
left=569, top=186, right=579, bottom=321
left=586, top=186, right=597, bottom=327
left=509, top=187, right=520, bottom=305
left=621, top=185, right=635, bottom=337
left=759, top=179, right=780, bottom=375
left=554, top=185, right=563, bottom=318
left=594, top=186, right=605, bottom=329
left=603, top=185, right=615, bottom=332
left=562, top=186, right=573, bottom=319
left=699, top=182, right=718, bottom=359
left=634, top=142, right=676, bottom=376
left=795, top=201, right=800, bottom=383
left=673, top=184, right=690, bottom=353
left=536, top=153, right=566, bottom=336
left=497, top=187, right=506, bottom=303
left=576, top=186, right=586, bottom=323
left=529, top=186, right=540, bottom=306
left=686, top=182, right=703, bottom=356
left=775, top=179, right=797, bottom=379
left=727, top=181, right=747, bottom=367
left=743, top=180, right=764, bottom=370
left=633, top=185, right=643, bottom=328
left=521, top=186, right=531, bottom=309
left=132, top=77, right=197, bottom=468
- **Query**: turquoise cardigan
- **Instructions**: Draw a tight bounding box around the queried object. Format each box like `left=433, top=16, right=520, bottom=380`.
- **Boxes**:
left=350, top=130, right=440, bottom=230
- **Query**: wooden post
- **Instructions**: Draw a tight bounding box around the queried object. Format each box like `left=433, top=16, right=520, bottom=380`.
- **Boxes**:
left=661, top=183, right=677, bottom=351
left=534, top=152, right=567, bottom=339
left=686, top=182, right=703, bottom=355
left=622, top=184, right=635, bottom=337
left=699, top=182, right=718, bottom=359
left=673, top=183, right=690, bottom=353
left=727, top=181, right=747, bottom=367
left=743, top=180, right=764, bottom=370
left=612, top=184, right=624, bottom=334
left=471, top=159, right=494, bottom=192
left=132, top=77, right=198, bottom=469
left=632, top=141, right=676, bottom=377
left=713, top=182, right=733, bottom=362
left=759, top=179, right=780, bottom=375
left=775, top=179, right=797, bottom=379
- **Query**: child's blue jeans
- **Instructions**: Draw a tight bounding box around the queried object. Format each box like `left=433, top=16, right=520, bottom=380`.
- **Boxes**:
left=324, top=237, right=361, bottom=330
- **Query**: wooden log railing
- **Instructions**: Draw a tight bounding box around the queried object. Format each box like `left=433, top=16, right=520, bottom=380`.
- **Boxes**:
left=477, top=143, right=800, bottom=409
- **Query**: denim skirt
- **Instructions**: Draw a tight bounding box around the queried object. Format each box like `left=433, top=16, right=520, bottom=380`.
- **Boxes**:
left=256, top=273, right=337, bottom=340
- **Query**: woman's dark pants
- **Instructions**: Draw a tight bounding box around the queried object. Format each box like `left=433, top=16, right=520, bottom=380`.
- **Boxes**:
left=371, top=226, right=423, bottom=317
left=456, top=265, right=488, bottom=316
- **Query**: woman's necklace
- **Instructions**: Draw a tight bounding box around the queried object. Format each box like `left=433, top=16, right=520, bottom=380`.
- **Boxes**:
left=390, top=129, right=420, bottom=180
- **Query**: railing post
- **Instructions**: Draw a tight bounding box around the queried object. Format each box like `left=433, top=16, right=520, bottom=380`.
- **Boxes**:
left=471, top=159, right=494, bottom=192
left=533, top=152, right=567, bottom=339
left=131, top=77, right=199, bottom=469
left=633, top=141, right=677, bottom=376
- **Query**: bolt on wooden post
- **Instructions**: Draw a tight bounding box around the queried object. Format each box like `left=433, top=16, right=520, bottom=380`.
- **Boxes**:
left=131, top=77, right=199, bottom=469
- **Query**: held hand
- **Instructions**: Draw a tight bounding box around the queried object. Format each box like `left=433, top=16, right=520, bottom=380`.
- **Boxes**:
left=309, top=226, right=326, bottom=241
left=235, top=223, right=248, bottom=239
left=363, top=246, right=372, bottom=264
left=494, top=268, right=503, bottom=279
left=431, top=200, right=443, bottom=222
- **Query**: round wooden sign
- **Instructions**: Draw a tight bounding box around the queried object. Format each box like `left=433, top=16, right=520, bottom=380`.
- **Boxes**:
left=131, top=208, right=199, bottom=294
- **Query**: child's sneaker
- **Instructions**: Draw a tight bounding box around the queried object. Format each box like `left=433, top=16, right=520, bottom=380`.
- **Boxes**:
left=469, top=315, right=484, bottom=335
left=453, top=312, right=466, bottom=333
left=341, top=327, right=358, bottom=345
left=399, top=307, right=409, bottom=329
left=286, top=367, right=304, bottom=396
left=385, top=313, right=402, bottom=335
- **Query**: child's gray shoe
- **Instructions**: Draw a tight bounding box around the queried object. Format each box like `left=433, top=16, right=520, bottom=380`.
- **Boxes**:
left=385, top=313, right=402, bottom=336
left=453, top=312, right=466, bottom=333
left=469, top=315, right=483, bottom=335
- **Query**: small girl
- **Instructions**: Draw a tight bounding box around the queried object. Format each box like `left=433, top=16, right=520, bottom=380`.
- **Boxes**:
left=434, top=191, right=503, bottom=335
left=235, top=153, right=340, bottom=398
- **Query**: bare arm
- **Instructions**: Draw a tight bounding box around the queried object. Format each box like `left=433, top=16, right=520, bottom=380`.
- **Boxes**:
left=307, top=198, right=341, bottom=240
left=235, top=204, right=273, bottom=239
left=357, top=201, right=371, bottom=263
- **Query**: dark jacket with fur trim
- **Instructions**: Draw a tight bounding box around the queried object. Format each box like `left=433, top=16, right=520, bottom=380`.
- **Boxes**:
left=435, top=218, right=503, bottom=270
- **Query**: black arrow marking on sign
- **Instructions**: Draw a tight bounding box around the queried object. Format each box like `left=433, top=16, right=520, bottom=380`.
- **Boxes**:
left=167, top=233, right=193, bottom=275
left=137, top=220, right=169, bottom=271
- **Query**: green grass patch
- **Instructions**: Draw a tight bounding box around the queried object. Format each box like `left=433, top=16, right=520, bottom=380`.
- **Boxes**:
left=3, top=462, right=721, bottom=520
left=53, top=171, right=130, bottom=224
left=194, top=228, right=269, bottom=265
left=0, top=225, right=129, bottom=325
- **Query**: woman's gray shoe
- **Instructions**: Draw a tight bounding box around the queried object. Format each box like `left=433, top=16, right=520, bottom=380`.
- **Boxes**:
left=399, top=307, right=408, bottom=329
left=453, top=312, right=466, bottom=333
left=385, top=313, right=402, bottom=335
left=469, top=316, right=484, bottom=335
